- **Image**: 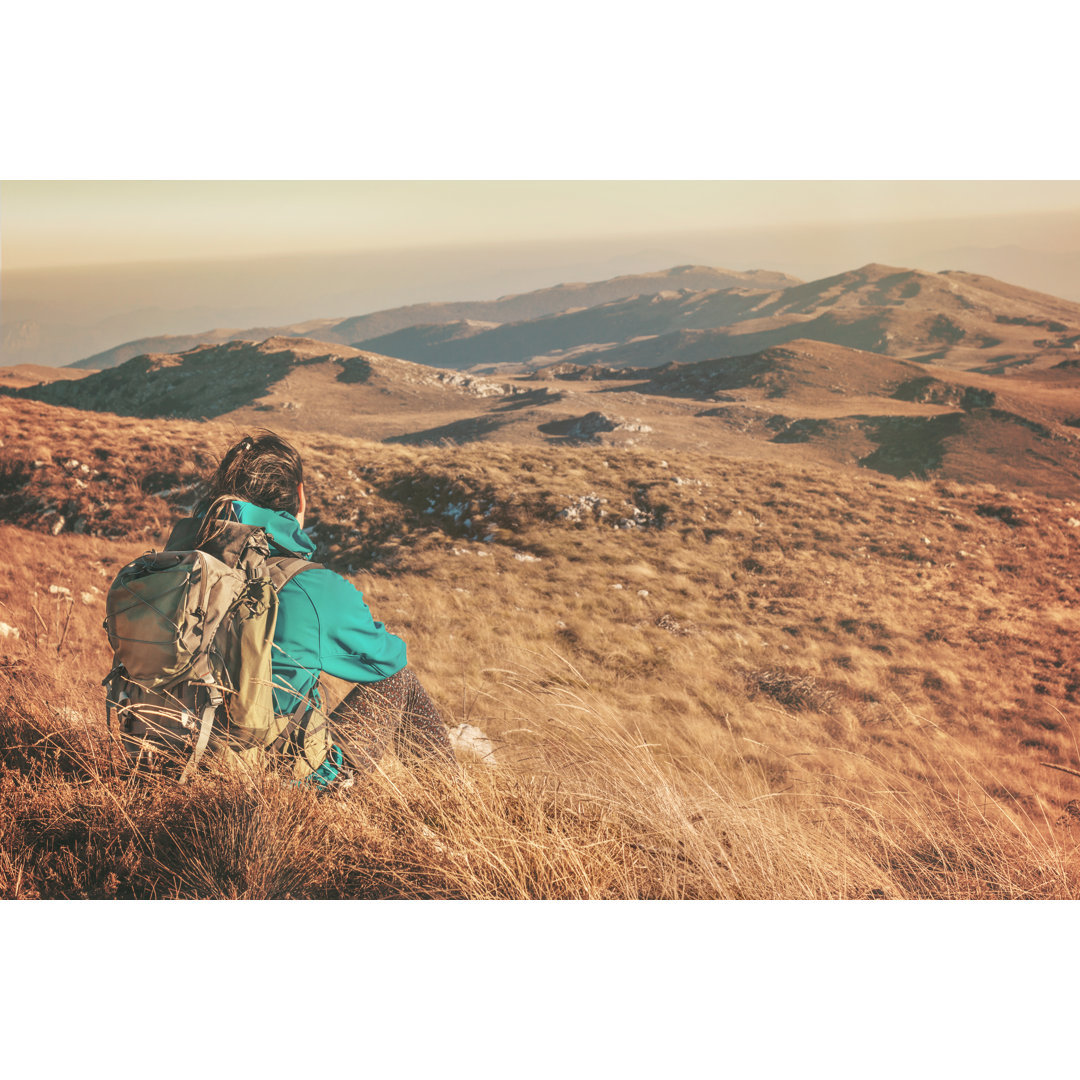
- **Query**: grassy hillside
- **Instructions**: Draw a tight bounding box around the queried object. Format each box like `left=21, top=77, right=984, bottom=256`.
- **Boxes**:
left=1, top=396, right=1078, bottom=897
left=12, top=337, right=1080, bottom=501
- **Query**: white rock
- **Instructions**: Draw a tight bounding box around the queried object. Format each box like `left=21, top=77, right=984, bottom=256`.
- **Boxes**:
left=48, top=584, right=72, bottom=597
left=0, top=622, right=20, bottom=639
left=51, top=516, right=65, bottom=536
left=638, top=589, right=649, bottom=597
left=51, top=705, right=92, bottom=726
left=447, top=723, right=498, bottom=766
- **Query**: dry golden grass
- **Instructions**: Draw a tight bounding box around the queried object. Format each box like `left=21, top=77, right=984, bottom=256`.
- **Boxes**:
left=1, top=643, right=1076, bottom=900
left=1, top=396, right=1078, bottom=898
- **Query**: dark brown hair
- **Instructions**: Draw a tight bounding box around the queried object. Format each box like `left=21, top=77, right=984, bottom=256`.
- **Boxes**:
left=207, top=431, right=304, bottom=513
left=197, top=431, right=305, bottom=546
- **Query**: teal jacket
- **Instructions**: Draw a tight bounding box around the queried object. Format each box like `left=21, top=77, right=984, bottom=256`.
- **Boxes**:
left=230, top=501, right=408, bottom=715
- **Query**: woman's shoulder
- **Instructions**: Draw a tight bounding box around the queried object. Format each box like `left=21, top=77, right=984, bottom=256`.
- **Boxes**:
left=282, top=564, right=371, bottom=607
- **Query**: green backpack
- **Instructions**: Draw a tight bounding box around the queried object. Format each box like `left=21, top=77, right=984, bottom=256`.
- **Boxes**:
left=103, top=517, right=331, bottom=783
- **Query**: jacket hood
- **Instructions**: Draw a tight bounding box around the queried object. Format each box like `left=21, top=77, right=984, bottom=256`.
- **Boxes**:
left=231, top=500, right=316, bottom=559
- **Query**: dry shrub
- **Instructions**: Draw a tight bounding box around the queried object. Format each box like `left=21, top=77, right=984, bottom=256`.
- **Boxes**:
left=747, top=668, right=837, bottom=712
left=2, top=651, right=1077, bottom=900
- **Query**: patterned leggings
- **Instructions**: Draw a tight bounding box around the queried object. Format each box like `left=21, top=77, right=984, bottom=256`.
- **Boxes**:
left=328, top=665, right=456, bottom=772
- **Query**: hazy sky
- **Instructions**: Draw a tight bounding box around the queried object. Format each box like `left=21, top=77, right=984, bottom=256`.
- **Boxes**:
left=4, top=181, right=1080, bottom=367
left=6, top=180, right=1080, bottom=271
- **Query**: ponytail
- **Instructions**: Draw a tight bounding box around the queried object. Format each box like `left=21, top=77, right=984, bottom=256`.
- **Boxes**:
left=198, top=431, right=304, bottom=543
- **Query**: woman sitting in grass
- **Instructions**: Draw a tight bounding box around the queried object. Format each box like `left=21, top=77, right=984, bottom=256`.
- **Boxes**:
left=168, top=430, right=455, bottom=790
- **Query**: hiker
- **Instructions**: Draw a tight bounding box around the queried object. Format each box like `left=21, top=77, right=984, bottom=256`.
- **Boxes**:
left=165, top=431, right=456, bottom=789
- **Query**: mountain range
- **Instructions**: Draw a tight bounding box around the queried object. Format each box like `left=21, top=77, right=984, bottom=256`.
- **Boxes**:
left=64, top=262, right=1080, bottom=380
left=68, top=266, right=799, bottom=370
left=13, top=330, right=1080, bottom=499
left=6, top=259, right=1080, bottom=497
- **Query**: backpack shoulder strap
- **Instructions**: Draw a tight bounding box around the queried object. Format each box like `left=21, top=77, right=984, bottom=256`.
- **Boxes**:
left=266, top=557, right=323, bottom=593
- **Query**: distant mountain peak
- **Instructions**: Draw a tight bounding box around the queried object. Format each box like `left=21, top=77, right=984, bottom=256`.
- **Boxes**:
left=853, top=262, right=912, bottom=277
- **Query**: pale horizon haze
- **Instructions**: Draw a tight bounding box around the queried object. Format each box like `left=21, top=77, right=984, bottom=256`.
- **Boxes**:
left=3, top=181, right=1080, bottom=368
left=5, top=180, right=1080, bottom=271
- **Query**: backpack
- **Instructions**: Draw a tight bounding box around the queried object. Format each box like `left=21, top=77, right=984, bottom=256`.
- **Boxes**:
left=102, top=515, right=331, bottom=784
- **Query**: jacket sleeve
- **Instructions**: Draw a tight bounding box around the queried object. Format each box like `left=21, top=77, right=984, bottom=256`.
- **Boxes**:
left=293, top=568, right=408, bottom=683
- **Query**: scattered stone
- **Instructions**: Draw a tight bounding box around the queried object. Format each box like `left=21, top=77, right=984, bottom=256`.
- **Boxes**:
left=559, top=493, right=607, bottom=523
left=638, top=589, right=650, bottom=597
left=611, top=583, right=624, bottom=590
left=48, top=584, right=72, bottom=597
left=50, top=705, right=93, bottom=726
left=547, top=411, right=652, bottom=441
left=655, top=613, right=698, bottom=636
left=614, top=503, right=660, bottom=529
left=447, top=723, right=498, bottom=766
left=51, top=516, right=66, bottom=536
left=1067, top=518, right=1080, bottom=528
left=0, top=622, right=20, bottom=640
left=513, top=552, right=541, bottom=562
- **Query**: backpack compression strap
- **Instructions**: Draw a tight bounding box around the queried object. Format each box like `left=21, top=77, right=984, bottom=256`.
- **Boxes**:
left=266, top=557, right=323, bottom=592
left=178, top=675, right=223, bottom=785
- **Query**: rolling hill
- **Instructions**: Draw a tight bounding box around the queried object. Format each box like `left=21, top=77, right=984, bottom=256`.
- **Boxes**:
left=352, top=264, right=1080, bottom=374
left=65, top=264, right=1080, bottom=384
left=68, top=265, right=800, bottom=370
left=0, top=365, right=92, bottom=390
left=15, top=333, right=1080, bottom=498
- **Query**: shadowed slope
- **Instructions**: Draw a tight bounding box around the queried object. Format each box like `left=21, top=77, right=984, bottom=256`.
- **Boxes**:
left=67, top=266, right=802, bottom=371
left=11, top=332, right=1080, bottom=495
left=526, top=265, right=1080, bottom=374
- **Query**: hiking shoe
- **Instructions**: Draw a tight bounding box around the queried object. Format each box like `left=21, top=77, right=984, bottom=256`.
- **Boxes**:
left=305, top=744, right=353, bottom=795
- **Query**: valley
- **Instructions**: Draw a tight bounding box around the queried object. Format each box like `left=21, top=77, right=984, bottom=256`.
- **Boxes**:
left=2, top=258, right=1079, bottom=899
